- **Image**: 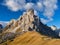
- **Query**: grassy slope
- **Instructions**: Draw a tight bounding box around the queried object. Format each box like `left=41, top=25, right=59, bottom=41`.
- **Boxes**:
left=5, top=31, right=60, bottom=45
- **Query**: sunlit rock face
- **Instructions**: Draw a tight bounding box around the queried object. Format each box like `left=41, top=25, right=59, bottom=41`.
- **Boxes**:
left=17, top=9, right=41, bottom=32
left=3, top=9, right=41, bottom=33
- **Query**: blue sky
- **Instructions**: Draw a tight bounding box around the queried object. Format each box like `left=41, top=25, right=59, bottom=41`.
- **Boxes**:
left=0, top=0, right=60, bottom=28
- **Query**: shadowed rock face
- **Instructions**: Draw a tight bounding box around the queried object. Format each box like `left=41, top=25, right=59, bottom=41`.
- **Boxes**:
left=0, top=24, right=3, bottom=29
left=0, top=24, right=3, bottom=33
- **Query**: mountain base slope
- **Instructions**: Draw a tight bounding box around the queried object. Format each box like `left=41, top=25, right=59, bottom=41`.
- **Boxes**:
left=6, top=31, right=60, bottom=45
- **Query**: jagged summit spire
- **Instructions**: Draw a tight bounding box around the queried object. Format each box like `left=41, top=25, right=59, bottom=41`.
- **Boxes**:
left=27, top=9, right=34, bottom=15
left=27, top=9, right=34, bottom=13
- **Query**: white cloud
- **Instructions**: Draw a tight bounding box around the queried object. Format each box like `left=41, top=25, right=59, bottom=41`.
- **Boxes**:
left=41, top=18, right=53, bottom=24
left=3, top=0, right=58, bottom=24
left=43, top=0, right=58, bottom=18
left=37, top=2, right=42, bottom=8
left=43, top=8, right=54, bottom=18
left=34, top=10, right=38, bottom=15
left=0, top=21, right=9, bottom=27
left=4, top=0, right=20, bottom=11
left=36, top=2, right=43, bottom=11
left=24, top=3, right=34, bottom=10
left=3, top=0, right=26, bottom=11
left=0, top=21, right=9, bottom=23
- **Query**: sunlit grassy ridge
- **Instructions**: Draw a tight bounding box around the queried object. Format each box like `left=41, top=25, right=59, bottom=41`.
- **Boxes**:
left=1, top=31, right=59, bottom=45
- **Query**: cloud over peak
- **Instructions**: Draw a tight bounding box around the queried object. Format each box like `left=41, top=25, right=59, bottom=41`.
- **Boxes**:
left=3, top=0, right=58, bottom=24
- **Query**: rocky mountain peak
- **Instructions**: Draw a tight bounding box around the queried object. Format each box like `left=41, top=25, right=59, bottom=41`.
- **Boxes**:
left=27, top=9, right=34, bottom=15
left=17, top=9, right=40, bottom=32
left=0, top=9, right=59, bottom=44
left=3, top=9, right=38, bottom=32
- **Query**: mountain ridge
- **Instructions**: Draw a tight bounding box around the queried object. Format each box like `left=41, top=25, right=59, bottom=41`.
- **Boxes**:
left=3, top=9, right=58, bottom=37
left=0, top=9, right=59, bottom=45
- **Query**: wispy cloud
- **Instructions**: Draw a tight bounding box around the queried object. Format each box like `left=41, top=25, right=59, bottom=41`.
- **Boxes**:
left=3, top=0, right=26, bottom=11
left=3, top=0, right=58, bottom=24
left=24, top=3, right=34, bottom=10
left=43, top=0, right=58, bottom=18
left=41, top=18, right=53, bottom=24
left=0, top=21, right=9, bottom=27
